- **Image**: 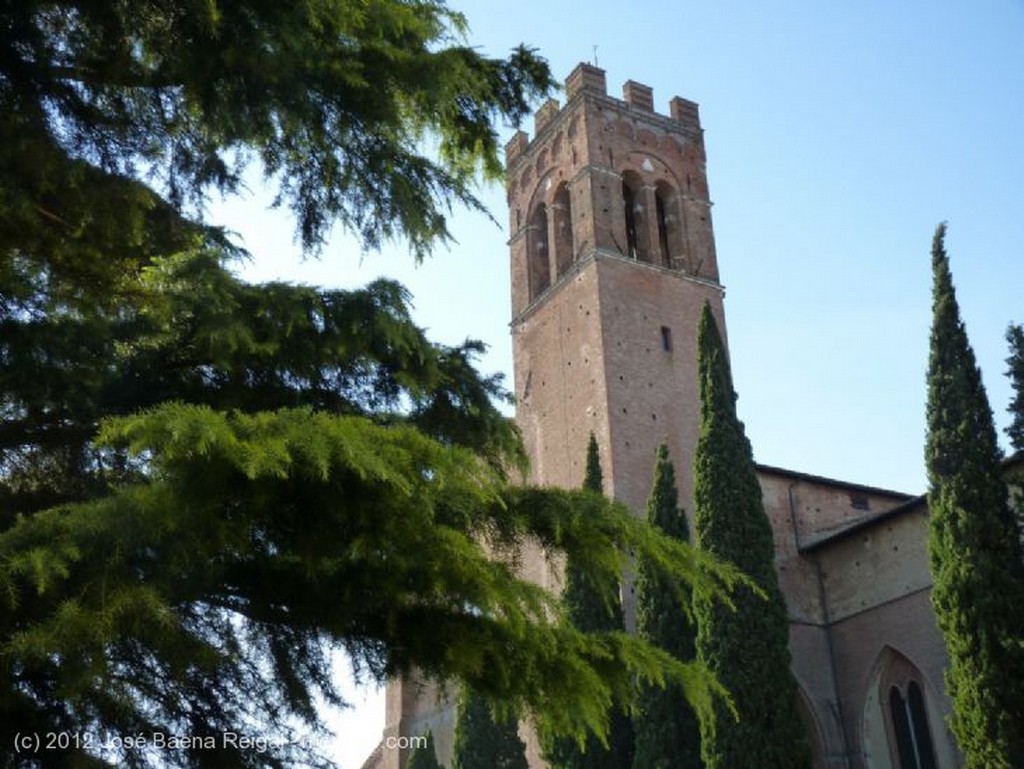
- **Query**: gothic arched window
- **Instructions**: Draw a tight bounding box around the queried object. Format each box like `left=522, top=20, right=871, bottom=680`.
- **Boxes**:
left=552, top=183, right=573, bottom=279
left=886, top=679, right=938, bottom=769
left=654, top=181, right=682, bottom=268
left=528, top=203, right=550, bottom=301
left=621, top=172, right=648, bottom=262
left=907, top=683, right=938, bottom=769
left=865, top=647, right=949, bottom=769
left=623, top=181, right=638, bottom=258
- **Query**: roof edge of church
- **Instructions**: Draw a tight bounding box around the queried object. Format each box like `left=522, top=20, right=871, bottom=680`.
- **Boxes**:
left=793, top=453, right=1024, bottom=554
left=755, top=463, right=918, bottom=500
left=797, top=494, right=928, bottom=555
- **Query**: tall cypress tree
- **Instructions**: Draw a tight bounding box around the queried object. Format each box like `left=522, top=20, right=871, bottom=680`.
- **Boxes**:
left=692, top=304, right=809, bottom=769
left=453, top=691, right=529, bottom=769
left=408, top=732, right=443, bottom=769
left=584, top=433, right=604, bottom=493
left=1005, top=323, right=1024, bottom=455
left=925, top=223, right=1024, bottom=769
left=548, top=434, right=635, bottom=769
left=561, top=434, right=624, bottom=636
left=1006, top=323, right=1024, bottom=537
left=632, top=444, right=702, bottom=769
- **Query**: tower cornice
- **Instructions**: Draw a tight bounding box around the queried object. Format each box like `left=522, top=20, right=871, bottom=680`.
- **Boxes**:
left=509, top=249, right=725, bottom=328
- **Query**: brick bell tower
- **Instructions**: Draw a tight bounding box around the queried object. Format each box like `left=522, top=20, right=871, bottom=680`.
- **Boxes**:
left=507, top=63, right=727, bottom=603
left=378, top=64, right=727, bottom=769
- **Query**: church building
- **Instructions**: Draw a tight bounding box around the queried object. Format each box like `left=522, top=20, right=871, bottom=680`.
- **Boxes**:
left=372, top=63, right=967, bottom=769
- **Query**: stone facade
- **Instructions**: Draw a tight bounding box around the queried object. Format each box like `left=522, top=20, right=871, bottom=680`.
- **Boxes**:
left=377, top=64, right=969, bottom=769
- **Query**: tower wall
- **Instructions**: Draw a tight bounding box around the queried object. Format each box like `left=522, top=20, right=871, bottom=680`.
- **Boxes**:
left=512, top=255, right=725, bottom=530
left=507, top=62, right=725, bottom=548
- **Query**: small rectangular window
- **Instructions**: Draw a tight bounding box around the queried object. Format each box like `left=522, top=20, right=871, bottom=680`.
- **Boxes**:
left=660, top=326, right=672, bottom=352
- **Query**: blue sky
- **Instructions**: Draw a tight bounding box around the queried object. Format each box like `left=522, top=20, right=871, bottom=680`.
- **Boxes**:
left=211, top=2, right=1024, bottom=764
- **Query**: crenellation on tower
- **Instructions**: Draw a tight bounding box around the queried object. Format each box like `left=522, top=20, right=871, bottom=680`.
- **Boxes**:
left=622, top=79, right=654, bottom=111
left=668, top=95, right=701, bottom=128
left=533, top=97, right=562, bottom=134
left=505, top=65, right=704, bottom=176
left=504, top=130, right=529, bottom=167
left=565, top=61, right=607, bottom=99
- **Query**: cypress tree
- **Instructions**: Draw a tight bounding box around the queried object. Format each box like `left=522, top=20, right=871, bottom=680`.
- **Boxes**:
left=1006, top=324, right=1024, bottom=537
left=925, top=223, right=1024, bottom=769
left=548, top=434, right=635, bottom=769
left=584, top=433, right=604, bottom=493
left=632, top=444, right=702, bottom=769
left=692, top=304, right=809, bottom=769
left=408, top=732, right=443, bottom=769
left=561, top=435, right=625, bottom=637
left=453, top=691, right=529, bottom=769
left=1005, top=323, right=1024, bottom=455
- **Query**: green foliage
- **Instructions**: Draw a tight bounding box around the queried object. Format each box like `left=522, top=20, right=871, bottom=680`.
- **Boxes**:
left=408, top=732, right=443, bottom=769
left=547, top=433, right=635, bottom=769
left=633, top=444, right=702, bottom=769
left=1, top=0, right=554, bottom=258
left=453, top=691, right=528, bottom=769
left=1, top=395, right=742, bottom=764
left=0, top=2, right=744, bottom=765
left=924, top=224, right=1024, bottom=769
left=1006, top=323, right=1024, bottom=455
left=692, top=304, right=809, bottom=769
